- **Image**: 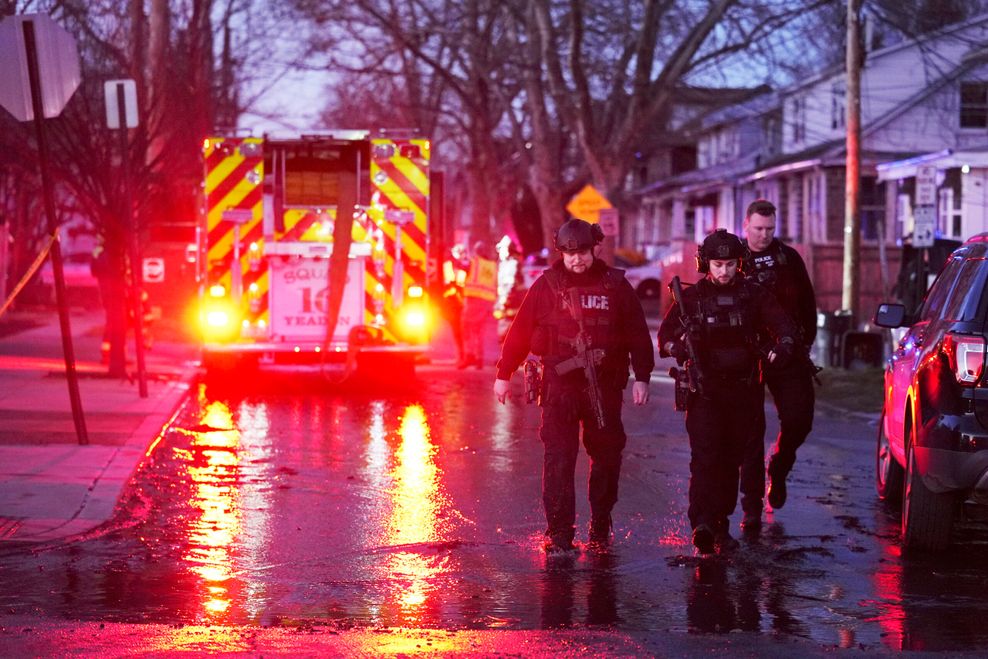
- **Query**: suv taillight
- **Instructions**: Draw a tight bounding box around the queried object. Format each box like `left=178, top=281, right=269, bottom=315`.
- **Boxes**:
left=944, top=333, right=986, bottom=385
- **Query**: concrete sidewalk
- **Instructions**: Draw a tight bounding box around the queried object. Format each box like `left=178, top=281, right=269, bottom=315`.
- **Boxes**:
left=0, top=308, right=198, bottom=543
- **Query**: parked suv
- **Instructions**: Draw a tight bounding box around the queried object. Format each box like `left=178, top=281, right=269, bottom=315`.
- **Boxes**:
left=874, top=233, right=988, bottom=552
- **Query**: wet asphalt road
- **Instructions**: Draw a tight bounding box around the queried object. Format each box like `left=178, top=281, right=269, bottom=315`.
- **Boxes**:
left=3, top=358, right=988, bottom=655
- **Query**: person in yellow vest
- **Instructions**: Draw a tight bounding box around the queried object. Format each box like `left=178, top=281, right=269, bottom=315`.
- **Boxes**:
left=440, top=244, right=469, bottom=363
left=460, top=240, right=498, bottom=369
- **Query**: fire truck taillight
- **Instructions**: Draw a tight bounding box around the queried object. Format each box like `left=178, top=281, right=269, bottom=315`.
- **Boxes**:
left=206, top=309, right=231, bottom=329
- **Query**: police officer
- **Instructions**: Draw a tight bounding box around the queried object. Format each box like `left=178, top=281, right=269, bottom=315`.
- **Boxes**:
left=493, top=219, right=653, bottom=553
left=739, top=200, right=818, bottom=531
left=658, top=229, right=797, bottom=555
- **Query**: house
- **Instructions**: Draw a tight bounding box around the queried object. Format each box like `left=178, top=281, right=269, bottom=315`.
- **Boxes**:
left=633, top=13, right=988, bottom=314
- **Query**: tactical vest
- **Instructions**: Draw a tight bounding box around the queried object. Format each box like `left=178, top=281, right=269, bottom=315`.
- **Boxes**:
left=745, top=240, right=793, bottom=300
left=691, top=281, right=759, bottom=379
left=540, top=267, right=625, bottom=384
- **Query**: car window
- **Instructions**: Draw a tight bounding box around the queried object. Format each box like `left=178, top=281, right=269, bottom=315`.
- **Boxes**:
left=941, top=258, right=988, bottom=322
left=919, top=257, right=963, bottom=321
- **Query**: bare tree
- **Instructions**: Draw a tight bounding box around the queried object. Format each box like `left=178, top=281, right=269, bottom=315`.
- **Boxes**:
left=0, top=0, right=272, bottom=371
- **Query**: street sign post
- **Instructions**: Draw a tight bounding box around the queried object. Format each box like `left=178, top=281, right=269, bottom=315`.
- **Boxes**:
left=598, top=208, right=620, bottom=237
left=913, top=205, right=936, bottom=248
left=0, top=14, right=80, bottom=121
left=565, top=185, right=612, bottom=224
left=104, top=79, right=138, bottom=129
left=0, top=14, right=87, bottom=444
left=105, top=78, right=147, bottom=396
left=143, top=257, right=165, bottom=283
left=915, top=165, right=937, bottom=207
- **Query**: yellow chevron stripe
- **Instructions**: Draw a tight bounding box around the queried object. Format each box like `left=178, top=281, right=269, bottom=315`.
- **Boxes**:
left=205, top=152, right=247, bottom=194
left=391, top=153, right=429, bottom=197
left=207, top=204, right=262, bottom=263
left=207, top=179, right=262, bottom=231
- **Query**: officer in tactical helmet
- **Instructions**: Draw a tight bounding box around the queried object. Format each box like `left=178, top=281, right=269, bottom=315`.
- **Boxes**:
left=658, top=229, right=797, bottom=555
left=494, top=218, right=654, bottom=554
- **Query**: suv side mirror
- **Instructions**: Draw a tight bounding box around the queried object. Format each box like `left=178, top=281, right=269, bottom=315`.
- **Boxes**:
left=874, top=303, right=908, bottom=328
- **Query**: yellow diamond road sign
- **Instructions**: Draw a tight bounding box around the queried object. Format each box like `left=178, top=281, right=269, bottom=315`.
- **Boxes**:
left=566, top=184, right=612, bottom=223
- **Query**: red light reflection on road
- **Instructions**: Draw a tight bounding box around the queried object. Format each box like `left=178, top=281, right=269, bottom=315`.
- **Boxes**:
left=871, top=544, right=905, bottom=649
left=379, top=404, right=455, bottom=621
left=181, top=400, right=242, bottom=621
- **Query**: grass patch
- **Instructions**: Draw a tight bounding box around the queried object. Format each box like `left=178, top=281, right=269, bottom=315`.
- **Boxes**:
left=812, top=366, right=884, bottom=415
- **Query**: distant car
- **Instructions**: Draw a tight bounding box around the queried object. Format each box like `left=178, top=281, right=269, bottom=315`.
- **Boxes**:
left=874, top=233, right=988, bottom=552
left=39, top=251, right=99, bottom=304
left=615, top=256, right=664, bottom=299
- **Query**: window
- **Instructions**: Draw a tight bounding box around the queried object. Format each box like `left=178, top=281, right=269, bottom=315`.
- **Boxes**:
left=791, top=96, right=806, bottom=143
left=939, top=188, right=963, bottom=239
left=831, top=82, right=846, bottom=130
left=271, top=143, right=368, bottom=208
left=861, top=177, right=886, bottom=241
left=960, top=81, right=988, bottom=129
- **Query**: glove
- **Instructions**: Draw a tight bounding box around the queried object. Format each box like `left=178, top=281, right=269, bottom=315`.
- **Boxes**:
left=770, top=337, right=794, bottom=368
left=663, top=340, right=689, bottom=364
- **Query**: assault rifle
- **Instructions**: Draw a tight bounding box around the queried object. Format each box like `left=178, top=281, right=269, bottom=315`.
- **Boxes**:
left=669, top=276, right=704, bottom=405
left=553, top=288, right=606, bottom=428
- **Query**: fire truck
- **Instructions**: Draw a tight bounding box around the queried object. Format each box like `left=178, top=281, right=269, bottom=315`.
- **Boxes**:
left=196, top=131, right=442, bottom=376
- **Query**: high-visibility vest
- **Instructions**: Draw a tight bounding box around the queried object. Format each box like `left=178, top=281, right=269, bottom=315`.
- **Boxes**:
left=463, top=257, right=497, bottom=301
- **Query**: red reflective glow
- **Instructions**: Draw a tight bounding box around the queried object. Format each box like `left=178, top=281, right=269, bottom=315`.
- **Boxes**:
left=379, top=404, right=455, bottom=621
left=870, top=544, right=905, bottom=649
left=180, top=400, right=242, bottom=621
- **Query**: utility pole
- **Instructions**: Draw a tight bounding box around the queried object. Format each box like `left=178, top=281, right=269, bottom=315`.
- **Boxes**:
left=843, top=0, right=862, bottom=323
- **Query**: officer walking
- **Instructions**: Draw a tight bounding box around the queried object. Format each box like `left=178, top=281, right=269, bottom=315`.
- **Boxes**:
left=493, top=219, right=653, bottom=553
left=738, top=200, right=818, bottom=531
left=658, top=229, right=796, bottom=554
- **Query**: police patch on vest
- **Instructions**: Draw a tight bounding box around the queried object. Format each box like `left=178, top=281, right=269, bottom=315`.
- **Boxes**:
left=581, top=294, right=610, bottom=310
left=753, top=253, right=776, bottom=270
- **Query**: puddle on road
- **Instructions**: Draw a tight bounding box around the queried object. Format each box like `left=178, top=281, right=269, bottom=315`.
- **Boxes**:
left=3, top=373, right=988, bottom=653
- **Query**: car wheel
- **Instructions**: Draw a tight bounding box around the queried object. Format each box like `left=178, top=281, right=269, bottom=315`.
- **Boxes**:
left=901, top=440, right=954, bottom=553
left=637, top=279, right=662, bottom=299
left=876, top=413, right=903, bottom=503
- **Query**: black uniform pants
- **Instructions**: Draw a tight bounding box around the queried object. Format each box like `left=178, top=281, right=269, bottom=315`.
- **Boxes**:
left=686, top=383, right=763, bottom=532
left=539, top=383, right=627, bottom=543
left=739, top=361, right=816, bottom=514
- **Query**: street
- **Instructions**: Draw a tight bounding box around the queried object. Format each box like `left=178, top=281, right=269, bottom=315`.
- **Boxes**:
left=3, top=348, right=988, bottom=655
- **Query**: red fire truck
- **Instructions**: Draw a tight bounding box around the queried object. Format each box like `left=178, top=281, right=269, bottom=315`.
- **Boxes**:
left=196, top=131, right=442, bottom=376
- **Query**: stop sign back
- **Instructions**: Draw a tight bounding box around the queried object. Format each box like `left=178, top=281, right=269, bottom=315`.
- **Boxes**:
left=0, top=14, right=80, bottom=121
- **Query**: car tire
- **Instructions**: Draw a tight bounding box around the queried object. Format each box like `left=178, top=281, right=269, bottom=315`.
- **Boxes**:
left=876, top=413, right=903, bottom=504
left=901, top=441, right=954, bottom=553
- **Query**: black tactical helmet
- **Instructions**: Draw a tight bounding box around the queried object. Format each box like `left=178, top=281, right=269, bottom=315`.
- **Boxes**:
left=554, top=218, right=604, bottom=252
left=696, top=229, right=746, bottom=273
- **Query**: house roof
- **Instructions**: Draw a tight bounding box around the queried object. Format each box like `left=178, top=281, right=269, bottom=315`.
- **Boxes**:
left=779, top=12, right=988, bottom=98
left=697, top=90, right=780, bottom=133
left=877, top=147, right=988, bottom=181
left=636, top=14, right=988, bottom=197
left=637, top=156, right=760, bottom=196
